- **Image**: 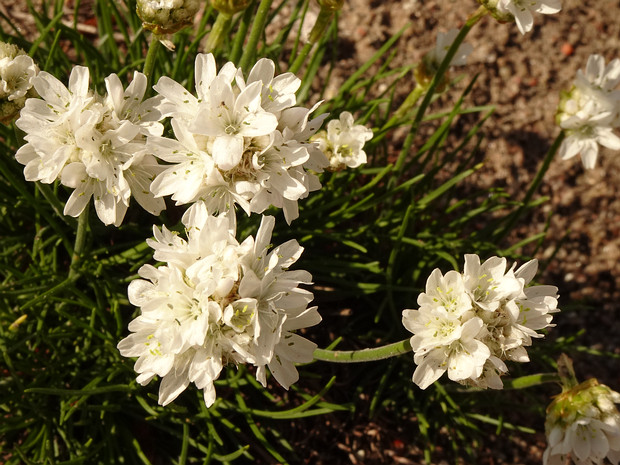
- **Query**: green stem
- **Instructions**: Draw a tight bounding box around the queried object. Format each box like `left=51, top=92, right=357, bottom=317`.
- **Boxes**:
left=230, top=3, right=255, bottom=64
left=289, top=41, right=313, bottom=75
left=204, top=12, right=233, bottom=53
left=313, top=338, right=412, bottom=363
left=238, top=0, right=273, bottom=72
left=143, top=35, right=161, bottom=86
left=69, top=205, right=89, bottom=279
left=392, top=6, right=486, bottom=177
left=496, top=131, right=565, bottom=241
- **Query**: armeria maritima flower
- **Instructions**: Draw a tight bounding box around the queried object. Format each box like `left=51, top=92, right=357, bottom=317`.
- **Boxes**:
left=557, top=54, right=620, bottom=169
left=15, top=67, right=165, bottom=226
left=402, top=254, right=559, bottom=390
left=117, top=204, right=321, bottom=407
left=314, top=111, right=373, bottom=171
left=479, top=0, right=562, bottom=35
left=0, top=41, right=38, bottom=123
left=150, top=53, right=328, bottom=224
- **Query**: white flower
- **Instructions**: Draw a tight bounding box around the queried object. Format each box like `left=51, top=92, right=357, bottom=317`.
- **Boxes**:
left=544, top=380, right=620, bottom=465
left=15, top=67, right=164, bottom=226
left=496, top=0, right=562, bottom=35
left=150, top=53, right=329, bottom=223
left=315, top=111, right=373, bottom=170
left=0, top=42, right=39, bottom=123
left=426, top=29, right=473, bottom=69
left=557, top=55, right=620, bottom=169
left=118, top=205, right=320, bottom=407
left=403, top=254, right=559, bottom=390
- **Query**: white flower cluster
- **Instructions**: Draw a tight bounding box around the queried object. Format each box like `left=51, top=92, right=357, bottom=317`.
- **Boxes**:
left=149, top=53, right=331, bottom=225
left=314, top=111, right=373, bottom=170
left=479, top=0, right=561, bottom=35
left=15, top=67, right=165, bottom=226
left=544, top=380, right=620, bottom=465
left=117, top=203, right=321, bottom=407
left=14, top=54, right=345, bottom=226
left=557, top=54, right=620, bottom=169
left=402, top=254, right=559, bottom=390
left=0, top=42, right=38, bottom=123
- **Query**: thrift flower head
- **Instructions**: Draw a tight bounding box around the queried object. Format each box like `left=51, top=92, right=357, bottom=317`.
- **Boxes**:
left=544, top=379, right=620, bottom=465
left=402, top=254, right=559, bottom=390
left=0, top=42, right=38, bottom=123
left=150, top=53, right=329, bottom=224
left=137, top=0, right=200, bottom=34
left=479, top=0, right=562, bottom=35
left=415, top=29, right=473, bottom=89
left=314, top=111, right=373, bottom=170
left=557, top=54, right=620, bottom=169
left=15, top=67, right=165, bottom=226
left=117, top=204, right=321, bottom=407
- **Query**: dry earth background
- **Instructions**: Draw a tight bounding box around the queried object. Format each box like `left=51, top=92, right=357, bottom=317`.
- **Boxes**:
left=1, top=0, right=620, bottom=463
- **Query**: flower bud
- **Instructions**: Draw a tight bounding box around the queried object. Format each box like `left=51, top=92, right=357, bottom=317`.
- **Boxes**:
left=544, top=376, right=620, bottom=465
left=137, top=0, right=201, bottom=35
left=210, top=0, right=252, bottom=16
left=0, top=42, right=38, bottom=124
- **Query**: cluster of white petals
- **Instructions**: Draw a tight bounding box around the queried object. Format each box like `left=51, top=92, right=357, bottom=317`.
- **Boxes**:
left=314, top=111, right=373, bottom=170
left=402, top=254, right=559, bottom=390
left=117, top=204, right=321, bottom=407
left=493, top=0, right=562, bottom=35
left=544, top=380, right=620, bottom=465
left=426, top=29, right=474, bottom=70
left=557, top=54, right=620, bottom=169
left=149, top=53, right=329, bottom=224
left=15, top=67, right=165, bottom=226
left=0, top=42, right=38, bottom=123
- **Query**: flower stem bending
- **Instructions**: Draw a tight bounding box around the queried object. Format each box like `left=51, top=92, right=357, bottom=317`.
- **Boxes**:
left=313, top=338, right=412, bottom=363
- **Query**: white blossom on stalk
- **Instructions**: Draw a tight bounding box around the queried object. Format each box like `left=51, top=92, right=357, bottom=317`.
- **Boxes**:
left=425, top=29, right=473, bottom=70
left=557, top=54, right=620, bottom=169
left=117, top=204, right=320, bottom=407
left=0, top=42, right=38, bottom=123
left=150, top=53, right=329, bottom=223
left=402, top=254, right=559, bottom=390
left=495, top=0, right=562, bottom=35
left=15, top=67, right=165, bottom=226
left=314, top=111, right=373, bottom=170
left=544, top=379, right=620, bottom=465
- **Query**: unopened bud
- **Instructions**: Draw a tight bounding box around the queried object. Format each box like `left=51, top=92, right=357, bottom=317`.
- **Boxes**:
left=137, top=0, right=201, bottom=35
left=210, top=0, right=252, bottom=16
left=0, top=42, right=38, bottom=124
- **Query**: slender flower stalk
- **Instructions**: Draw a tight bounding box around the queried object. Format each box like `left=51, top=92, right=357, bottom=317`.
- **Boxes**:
left=314, top=339, right=412, bottom=363
left=69, top=206, right=89, bottom=280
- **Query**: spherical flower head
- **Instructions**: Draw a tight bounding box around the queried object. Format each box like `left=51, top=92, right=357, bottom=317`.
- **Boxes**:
left=210, top=0, right=252, bottom=16
left=315, top=111, right=372, bottom=170
left=118, top=205, right=321, bottom=407
left=137, top=0, right=200, bottom=35
left=479, top=0, right=562, bottom=35
left=403, top=255, right=559, bottom=391
left=414, top=29, right=472, bottom=90
left=150, top=53, right=328, bottom=224
left=557, top=55, right=620, bottom=170
left=544, top=379, right=620, bottom=465
left=15, top=67, right=165, bottom=226
left=0, top=42, right=38, bottom=123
